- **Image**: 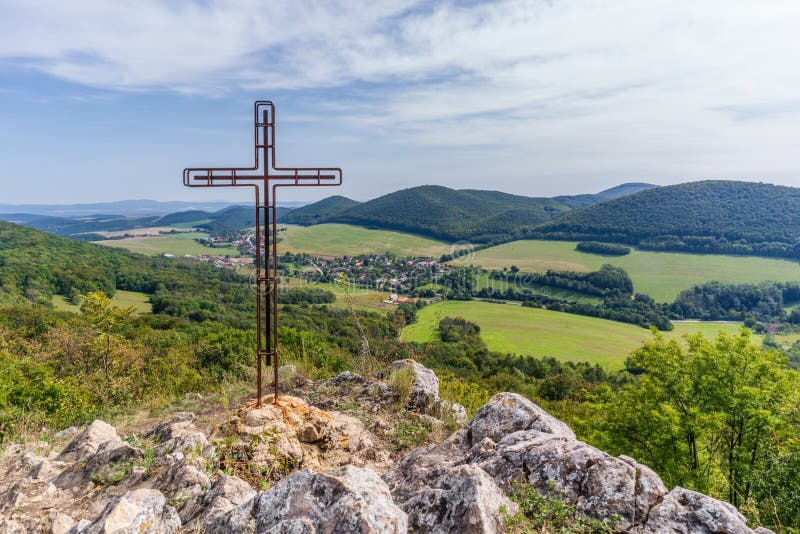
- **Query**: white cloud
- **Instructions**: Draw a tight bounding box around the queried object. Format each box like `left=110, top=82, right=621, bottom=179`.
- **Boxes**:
left=2, top=0, right=800, bottom=196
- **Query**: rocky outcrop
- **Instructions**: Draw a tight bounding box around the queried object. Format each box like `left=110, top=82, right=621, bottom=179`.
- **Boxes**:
left=68, top=488, right=180, bottom=534
left=641, top=487, right=757, bottom=534
left=0, top=361, right=769, bottom=534
left=145, top=412, right=214, bottom=458
left=207, top=466, right=407, bottom=533
left=56, top=420, right=119, bottom=462
left=383, top=392, right=761, bottom=533
left=388, top=359, right=468, bottom=424
left=0, top=412, right=215, bottom=533
left=53, top=420, right=143, bottom=490
left=180, top=475, right=256, bottom=530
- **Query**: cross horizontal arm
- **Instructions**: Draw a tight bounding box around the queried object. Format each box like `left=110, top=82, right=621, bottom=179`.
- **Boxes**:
left=183, top=168, right=341, bottom=187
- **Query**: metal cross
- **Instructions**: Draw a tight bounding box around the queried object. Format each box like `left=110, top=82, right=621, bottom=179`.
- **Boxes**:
left=183, top=101, right=342, bottom=407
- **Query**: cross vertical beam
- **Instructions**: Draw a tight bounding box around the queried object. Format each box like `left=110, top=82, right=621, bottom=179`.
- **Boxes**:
left=183, top=101, right=343, bottom=407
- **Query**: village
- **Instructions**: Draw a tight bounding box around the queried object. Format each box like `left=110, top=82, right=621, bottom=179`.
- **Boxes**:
left=280, top=252, right=452, bottom=299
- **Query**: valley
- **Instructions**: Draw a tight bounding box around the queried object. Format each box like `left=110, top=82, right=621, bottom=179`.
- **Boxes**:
left=4, top=182, right=800, bottom=531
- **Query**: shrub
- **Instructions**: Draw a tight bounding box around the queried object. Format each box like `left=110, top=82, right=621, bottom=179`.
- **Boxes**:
left=576, top=241, right=631, bottom=256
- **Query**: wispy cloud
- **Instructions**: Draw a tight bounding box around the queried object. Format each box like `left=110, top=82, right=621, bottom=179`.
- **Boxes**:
left=2, top=0, right=800, bottom=198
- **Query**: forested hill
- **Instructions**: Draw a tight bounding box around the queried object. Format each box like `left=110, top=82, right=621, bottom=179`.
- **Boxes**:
left=534, top=180, right=800, bottom=259
left=281, top=195, right=360, bottom=225
left=280, top=183, right=656, bottom=243
left=309, top=185, right=572, bottom=243
left=0, top=221, right=253, bottom=326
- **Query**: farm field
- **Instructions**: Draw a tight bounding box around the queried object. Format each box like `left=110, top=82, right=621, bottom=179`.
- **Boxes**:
left=475, top=273, right=602, bottom=304
left=52, top=290, right=153, bottom=315
left=278, top=224, right=465, bottom=258
left=94, top=232, right=242, bottom=257
left=281, top=277, right=396, bottom=313
left=401, top=300, right=762, bottom=369
left=464, top=240, right=800, bottom=302
left=90, top=227, right=196, bottom=238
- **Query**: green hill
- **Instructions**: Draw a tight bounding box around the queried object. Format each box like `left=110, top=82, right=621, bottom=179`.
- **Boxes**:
left=177, top=205, right=292, bottom=235
left=536, top=180, right=800, bottom=259
left=281, top=196, right=360, bottom=225
left=279, top=183, right=657, bottom=243
left=0, top=220, right=254, bottom=326
left=324, top=185, right=571, bottom=243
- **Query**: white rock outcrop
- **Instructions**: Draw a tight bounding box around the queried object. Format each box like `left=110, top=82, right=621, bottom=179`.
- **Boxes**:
left=207, top=465, right=407, bottom=533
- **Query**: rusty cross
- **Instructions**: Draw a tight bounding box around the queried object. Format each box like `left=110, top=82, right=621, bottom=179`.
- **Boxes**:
left=183, top=101, right=342, bottom=407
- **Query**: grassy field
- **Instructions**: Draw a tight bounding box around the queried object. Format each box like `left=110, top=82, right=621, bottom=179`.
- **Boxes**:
left=281, top=277, right=396, bottom=313
left=279, top=224, right=466, bottom=258
left=52, top=290, right=153, bottom=315
left=402, top=301, right=759, bottom=369
left=464, top=240, right=800, bottom=302
left=94, top=232, right=242, bottom=257
left=475, top=273, right=602, bottom=304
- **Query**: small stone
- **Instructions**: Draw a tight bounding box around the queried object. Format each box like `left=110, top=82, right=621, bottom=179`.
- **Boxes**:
left=50, top=512, right=75, bottom=534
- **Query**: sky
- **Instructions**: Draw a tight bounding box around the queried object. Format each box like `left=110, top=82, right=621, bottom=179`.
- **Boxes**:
left=1, top=0, right=800, bottom=204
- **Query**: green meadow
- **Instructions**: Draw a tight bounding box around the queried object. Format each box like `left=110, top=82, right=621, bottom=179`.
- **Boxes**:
left=402, top=300, right=757, bottom=369
left=464, top=240, right=800, bottom=302
left=94, top=232, right=242, bottom=257
left=52, top=290, right=153, bottom=315
left=279, top=224, right=465, bottom=258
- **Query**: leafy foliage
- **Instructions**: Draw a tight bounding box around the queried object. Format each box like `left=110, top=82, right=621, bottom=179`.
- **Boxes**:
left=671, top=281, right=800, bottom=321
left=584, top=329, right=800, bottom=525
left=504, top=482, right=614, bottom=533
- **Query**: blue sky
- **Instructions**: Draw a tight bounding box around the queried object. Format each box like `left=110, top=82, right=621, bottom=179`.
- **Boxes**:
left=1, top=1, right=800, bottom=204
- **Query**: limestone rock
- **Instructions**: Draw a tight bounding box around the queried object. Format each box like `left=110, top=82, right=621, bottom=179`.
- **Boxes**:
left=385, top=463, right=514, bottom=533
left=149, top=452, right=210, bottom=498
left=68, top=488, right=180, bottom=534
left=390, top=359, right=440, bottom=413
left=208, top=466, right=407, bottom=533
left=217, top=395, right=335, bottom=468
left=180, top=475, right=256, bottom=530
left=326, top=371, right=366, bottom=386
left=146, top=412, right=214, bottom=458
left=53, top=427, right=79, bottom=440
left=436, top=399, right=468, bottom=425
left=642, top=487, right=755, bottom=533
left=467, top=392, right=575, bottom=443
left=0, top=483, right=24, bottom=514
left=472, top=429, right=666, bottom=530
left=57, top=420, right=119, bottom=462
left=0, top=519, right=26, bottom=534
left=49, top=512, right=75, bottom=534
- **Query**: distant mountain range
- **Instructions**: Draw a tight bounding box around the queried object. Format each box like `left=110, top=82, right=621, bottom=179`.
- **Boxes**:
left=0, top=205, right=293, bottom=240
left=0, top=199, right=306, bottom=218
left=283, top=183, right=655, bottom=243
left=7, top=181, right=800, bottom=261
